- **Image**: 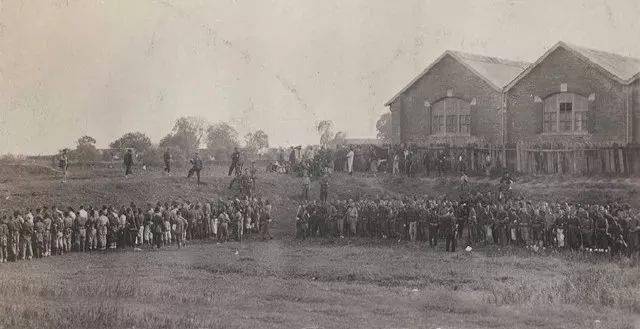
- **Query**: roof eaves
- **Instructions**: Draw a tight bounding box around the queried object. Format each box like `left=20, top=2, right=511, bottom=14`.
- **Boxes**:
left=505, top=41, right=631, bottom=91
left=384, top=50, right=505, bottom=106
left=384, top=52, right=450, bottom=106
left=447, top=51, right=503, bottom=92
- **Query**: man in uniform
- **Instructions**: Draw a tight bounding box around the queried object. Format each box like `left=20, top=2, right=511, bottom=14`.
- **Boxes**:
left=441, top=207, right=457, bottom=252
left=97, top=209, right=109, bottom=250
left=33, top=215, right=45, bottom=258
left=76, top=206, right=88, bottom=252
left=21, top=211, right=33, bottom=260
left=187, top=152, right=204, bottom=185
left=42, top=209, right=52, bottom=256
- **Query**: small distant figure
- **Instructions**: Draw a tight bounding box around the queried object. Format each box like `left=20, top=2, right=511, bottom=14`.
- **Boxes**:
left=392, top=153, right=400, bottom=175
left=187, top=152, right=204, bottom=184
left=301, top=171, right=311, bottom=201
left=460, top=171, right=469, bottom=192
left=319, top=173, right=329, bottom=204
left=59, top=149, right=69, bottom=183
left=346, top=148, right=355, bottom=175
left=163, top=148, right=172, bottom=174
left=123, top=149, right=133, bottom=177
left=228, top=147, right=241, bottom=176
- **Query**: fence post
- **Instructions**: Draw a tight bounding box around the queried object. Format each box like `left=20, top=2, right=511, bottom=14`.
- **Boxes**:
left=516, top=142, right=521, bottom=173
left=618, top=146, right=625, bottom=175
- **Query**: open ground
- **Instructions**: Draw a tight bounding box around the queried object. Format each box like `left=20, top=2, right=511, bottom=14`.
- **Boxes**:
left=0, top=164, right=639, bottom=329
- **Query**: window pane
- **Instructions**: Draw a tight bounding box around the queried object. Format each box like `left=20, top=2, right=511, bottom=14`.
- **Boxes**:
left=575, top=112, right=584, bottom=132
left=550, top=113, right=557, bottom=132
left=543, top=113, right=550, bottom=132
left=432, top=115, right=444, bottom=133
left=459, top=115, right=470, bottom=134
left=446, top=115, right=458, bottom=133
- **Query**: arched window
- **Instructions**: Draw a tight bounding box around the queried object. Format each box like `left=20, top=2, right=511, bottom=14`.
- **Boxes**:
left=543, top=93, right=588, bottom=133
left=431, top=98, right=470, bottom=135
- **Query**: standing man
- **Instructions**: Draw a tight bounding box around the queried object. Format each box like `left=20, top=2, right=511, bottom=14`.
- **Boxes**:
left=123, top=149, right=134, bottom=177
left=347, top=200, right=358, bottom=237
left=319, top=173, right=329, bottom=204
left=229, top=147, right=241, bottom=176
left=59, top=149, right=69, bottom=183
left=187, top=152, right=204, bottom=185
left=0, top=216, right=8, bottom=262
left=346, top=147, right=355, bottom=175
left=163, top=148, right=172, bottom=174
left=301, top=171, right=311, bottom=201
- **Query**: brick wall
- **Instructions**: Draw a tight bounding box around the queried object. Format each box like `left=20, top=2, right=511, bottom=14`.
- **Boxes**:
left=392, top=54, right=503, bottom=145
left=390, top=101, right=402, bottom=144
left=507, top=47, right=629, bottom=145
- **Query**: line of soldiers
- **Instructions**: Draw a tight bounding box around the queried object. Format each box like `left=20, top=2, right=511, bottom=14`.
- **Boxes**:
left=295, top=193, right=640, bottom=257
left=0, top=196, right=274, bottom=263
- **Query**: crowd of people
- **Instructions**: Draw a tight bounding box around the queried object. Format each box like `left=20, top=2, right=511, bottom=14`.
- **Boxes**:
left=0, top=196, right=274, bottom=263
left=295, top=190, right=640, bottom=258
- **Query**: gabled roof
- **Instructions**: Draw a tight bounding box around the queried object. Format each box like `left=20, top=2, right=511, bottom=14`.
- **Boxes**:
left=385, top=50, right=529, bottom=106
left=505, top=41, right=640, bottom=90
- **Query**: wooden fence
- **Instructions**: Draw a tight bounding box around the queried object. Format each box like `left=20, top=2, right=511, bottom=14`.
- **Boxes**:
left=381, top=143, right=640, bottom=176
left=514, top=142, right=640, bottom=175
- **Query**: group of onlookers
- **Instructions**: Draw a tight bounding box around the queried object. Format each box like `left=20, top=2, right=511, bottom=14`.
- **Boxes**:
left=295, top=191, right=640, bottom=257
left=0, top=196, right=274, bottom=263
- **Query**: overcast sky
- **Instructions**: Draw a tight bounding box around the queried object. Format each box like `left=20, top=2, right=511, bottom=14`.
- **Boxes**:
left=1, top=0, right=639, bottom=154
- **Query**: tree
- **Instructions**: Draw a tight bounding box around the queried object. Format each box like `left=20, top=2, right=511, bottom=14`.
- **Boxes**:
left=109, top=132, right=153, bottom=153
left=376, top=112, right=392, bottom=143
left=317, top=120, right=334, bottom=147
left=73, top=135, right=100, bottom=162
left=244, top=130, right=269, bottom=152
left=206, top=122, right=239, bottom=158
left=160, top=116, right=210, bottom=160
left=333, top=131, right=347, bottom=146
left=173, top=116, right=209, bottom=147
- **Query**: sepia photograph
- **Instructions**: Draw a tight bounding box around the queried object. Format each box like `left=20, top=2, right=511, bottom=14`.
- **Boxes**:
left=0, top=1, right=639, bottom=328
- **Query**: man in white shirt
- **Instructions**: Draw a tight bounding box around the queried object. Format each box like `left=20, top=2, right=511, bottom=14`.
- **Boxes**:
left=346, top=148, right=355, bottom=175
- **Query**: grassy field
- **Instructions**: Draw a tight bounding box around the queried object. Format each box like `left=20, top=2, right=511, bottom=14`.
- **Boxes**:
left=0, top=164, right=639, bottom=329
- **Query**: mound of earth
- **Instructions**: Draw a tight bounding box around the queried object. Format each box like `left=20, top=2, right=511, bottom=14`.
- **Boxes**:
left=0, top=163, right=60, bottom=181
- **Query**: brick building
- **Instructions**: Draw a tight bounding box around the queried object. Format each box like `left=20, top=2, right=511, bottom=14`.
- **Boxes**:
left=385, top=51, right=529, bottom=145
left=386, top=42, right=640, bottom=146
left=505, top=41, right=640, bottom=145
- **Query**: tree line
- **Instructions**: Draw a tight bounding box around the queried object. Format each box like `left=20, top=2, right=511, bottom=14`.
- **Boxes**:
left=57, top=113, right=392, bottom=166
left=62, top=116, right=269, bottom=166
